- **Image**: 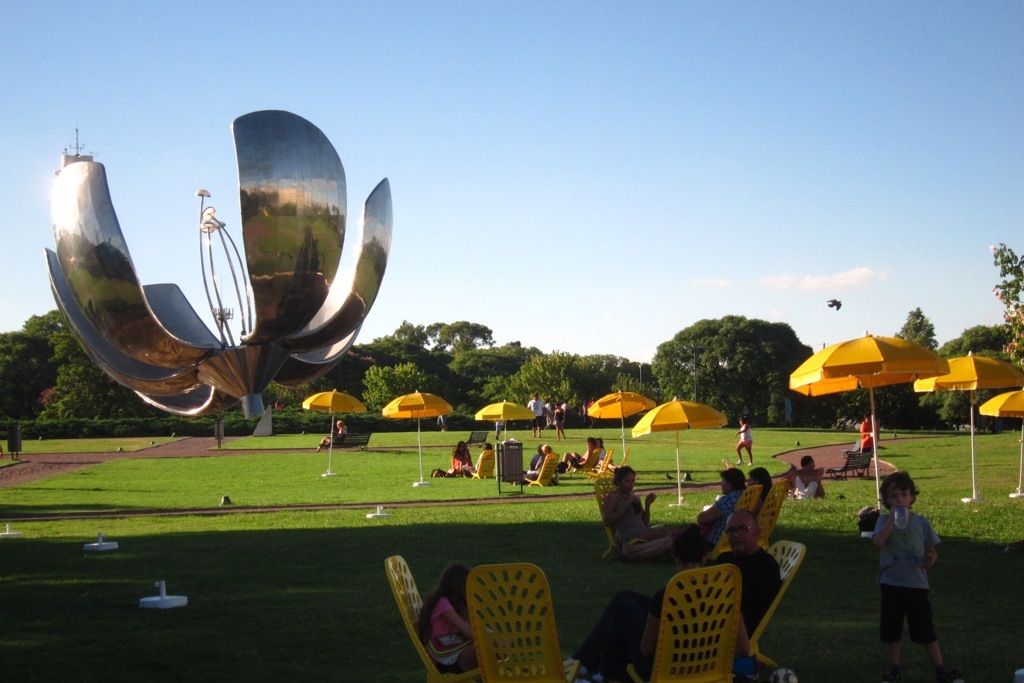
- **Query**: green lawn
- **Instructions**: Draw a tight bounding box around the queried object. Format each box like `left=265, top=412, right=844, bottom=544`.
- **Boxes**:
left=1, top=429, right=1022, bottom=682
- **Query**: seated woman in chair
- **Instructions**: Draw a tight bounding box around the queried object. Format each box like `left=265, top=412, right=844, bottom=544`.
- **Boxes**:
left=316, top=420, right=346, bottom=452
left=602, top=466, right=674, bottom=560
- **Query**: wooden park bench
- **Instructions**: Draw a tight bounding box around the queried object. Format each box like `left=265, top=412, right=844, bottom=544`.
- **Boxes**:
left=467, top=431, right=490, bottom=448
left=331, top=433, right=372, bottom=450
left=826, top=450, right=873, bottom=480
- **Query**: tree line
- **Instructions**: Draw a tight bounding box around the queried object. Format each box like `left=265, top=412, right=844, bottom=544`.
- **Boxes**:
left=0, top=304, right=1017, bottom=439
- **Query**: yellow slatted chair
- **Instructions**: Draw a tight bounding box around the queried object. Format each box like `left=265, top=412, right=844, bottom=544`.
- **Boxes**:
left=472, top=449, right=495, bottom=479
left=584, top=448, right=615, bottom=480
left=708, top=484, right=763, bottom=560
left=527, top=451, right=559, bottom=487
left=749, top=540, right=806, bottom=669
left=568, top=447, right=606, bottom=478
left=756, top=480, right=790, bottom=550
left=466, top=563, right=580, bottom=682
left=626, top=564, right=742, bottom=683
left=384, top=555, right=482, bottom=683
left=594, top=476, right=648, bottom=559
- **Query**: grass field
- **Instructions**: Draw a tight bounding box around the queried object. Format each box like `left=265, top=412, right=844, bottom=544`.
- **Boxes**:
left=1, top=428, right=1022, bottom=682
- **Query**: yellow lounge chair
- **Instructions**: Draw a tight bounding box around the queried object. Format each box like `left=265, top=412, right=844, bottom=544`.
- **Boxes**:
left=584, top=448, right=616, bottom=480
left=749, top=540, right=807, bottom=669
left=466, top=562, right=580, bottom=682
left=708, top=483, right=763, bottom=559
left=471, top=449, right=495, bottom=479
left=527, top=450, right=559, bottom=487
left=626, top=564, right=742, bottom=682
left=756, top=480, right=790, bottom=550
left=384, top=555, right=481, bottom=683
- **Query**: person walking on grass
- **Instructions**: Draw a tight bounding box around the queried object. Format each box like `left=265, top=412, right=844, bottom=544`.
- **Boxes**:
left=734, top=416, right=753, bottom=466
left=527, top=393, right=544, bottom=437
left=873, top=472, right=964, bottom=683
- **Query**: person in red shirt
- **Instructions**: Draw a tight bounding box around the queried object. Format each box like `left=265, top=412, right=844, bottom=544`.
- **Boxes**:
left=860, top=414, right=874, bottom=453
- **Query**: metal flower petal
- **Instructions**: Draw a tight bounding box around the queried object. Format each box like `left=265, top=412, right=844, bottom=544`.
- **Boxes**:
left=46, top=110, right=392, bottom=417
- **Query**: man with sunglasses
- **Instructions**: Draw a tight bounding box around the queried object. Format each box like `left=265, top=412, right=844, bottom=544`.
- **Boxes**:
left=715, top=509, right=783, bottom=669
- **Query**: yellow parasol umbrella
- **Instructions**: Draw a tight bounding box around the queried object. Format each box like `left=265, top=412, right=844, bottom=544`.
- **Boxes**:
left=382, top=391, right=453, bottom=487
left=588, top=390, right=657, bottom=456
left=914, top=353, right=1024, bottom=502
left=790, top=333, right=949, bottom=501
left=979, top=389, right=1024, bottom=499
left=631, top=399, right=728, bottom=506
left=301, top=390, right=367, bottom=477
left=474, top=401, right=535, bottom=440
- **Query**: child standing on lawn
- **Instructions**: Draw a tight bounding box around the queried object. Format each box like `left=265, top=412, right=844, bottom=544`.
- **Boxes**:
left=873, top=472, right=963, bottom=683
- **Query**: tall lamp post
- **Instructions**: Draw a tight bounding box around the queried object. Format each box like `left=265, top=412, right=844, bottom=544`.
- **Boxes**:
left=638, top=362, right=643, bottom=385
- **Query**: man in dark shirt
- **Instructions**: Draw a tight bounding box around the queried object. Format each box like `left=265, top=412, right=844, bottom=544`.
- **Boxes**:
left=714, top=509, right=783, bottom=656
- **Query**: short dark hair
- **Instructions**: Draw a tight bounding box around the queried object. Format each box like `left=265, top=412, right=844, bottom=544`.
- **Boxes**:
left=673, top=524, right=707, bottom=565
left=879, top=471, right=919, bottom=509
left=800, top=455, right=814, bottom=467
left=720, top=468, right=746, bottom=490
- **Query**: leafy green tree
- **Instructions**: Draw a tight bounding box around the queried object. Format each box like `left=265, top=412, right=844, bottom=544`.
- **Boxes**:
left=40, top=321, right=155, bottom=419
left=362, top=362, right=432, bottom=410
left=922, top=325, right=1019, bottom=428
left=651, top=316, right=812, bottom=425
left=991, top=243, right=1024, bottom=365
left=876, top=308, right=942, bottom=428
left=0, top=311, right=63, bottom=419
left=430, top=321, right=495, bottom=354
left=449, top=343, right=539, bottom=407
left=938, top=325, right=1011, bottom=359
left=896, top=307, right=938, bottom=350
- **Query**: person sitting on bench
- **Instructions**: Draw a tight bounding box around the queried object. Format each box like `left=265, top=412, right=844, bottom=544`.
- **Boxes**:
left=316, top=420, right=347, bottom=452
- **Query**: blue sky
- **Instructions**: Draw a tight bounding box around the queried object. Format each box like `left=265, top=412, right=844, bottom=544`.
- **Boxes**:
left=2, top=2, right=1021, bottom=363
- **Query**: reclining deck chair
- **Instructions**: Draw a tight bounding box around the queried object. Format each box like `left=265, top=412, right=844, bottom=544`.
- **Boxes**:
left=594, top=476, right=650, bottom=560
left=584, top=448, right=615, bottom=480
left=384, top=555, right=481, bottom=683
left=756, top=480, right=790, bottom=550
left=471, top=449, right=495, bottom=479
left=708, top=484, right=763, bottom=560
left=466, top=563, right=580, bottom=682
left=749, top=540, right=806, bottom=669
left=626, top=564, right=742, bottom=682
left=526, top=450, right=559, bottom=487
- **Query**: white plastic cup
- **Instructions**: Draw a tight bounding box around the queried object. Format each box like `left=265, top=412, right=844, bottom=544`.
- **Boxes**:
left=893, top=506, right=909, bottom=529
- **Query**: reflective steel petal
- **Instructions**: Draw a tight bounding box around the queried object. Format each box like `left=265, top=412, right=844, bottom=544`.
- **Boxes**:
left=50, top=161, right=215, bottom=367
left=137, top=384, right=239, bottom=417
left=233, top=110, right=346, bottom=343
left=284, top=178, right=392, bottom=352
left=47, top=249, right=203, bottom=395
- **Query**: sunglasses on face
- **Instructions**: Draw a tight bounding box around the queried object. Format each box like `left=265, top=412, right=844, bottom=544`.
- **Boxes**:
left=724, top=524, right=757, bottom=535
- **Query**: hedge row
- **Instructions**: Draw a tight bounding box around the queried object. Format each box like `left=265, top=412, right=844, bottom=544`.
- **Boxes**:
left=1, top=410, right=499, bottom=441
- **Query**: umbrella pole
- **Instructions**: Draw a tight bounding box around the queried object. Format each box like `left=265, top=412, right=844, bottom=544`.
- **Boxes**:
left=962, top=391, right=981, bottom=502
left=413, top=418, right=429, bottom=487
left=620, top=416, right=627, bottom=461
left=669, top=430, right=684, bottom=506
left=1014, top=422, right=1024, bottom=498
left=322, top=413, right=338, bottom=478
left=870, top=388, right=881, bottom=504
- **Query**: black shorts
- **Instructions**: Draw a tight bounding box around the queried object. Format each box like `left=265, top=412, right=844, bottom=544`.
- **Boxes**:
left=880, top=583, right=936, bottom=644
left=533, top=416, right=545, bottom=429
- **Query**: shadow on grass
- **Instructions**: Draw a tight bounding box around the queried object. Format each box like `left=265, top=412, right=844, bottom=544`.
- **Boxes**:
left=0, top=516, right=1018, bottom=682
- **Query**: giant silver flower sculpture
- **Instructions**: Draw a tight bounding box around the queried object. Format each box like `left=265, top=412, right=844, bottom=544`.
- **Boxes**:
left=45, top=110, right=392, bottom=417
